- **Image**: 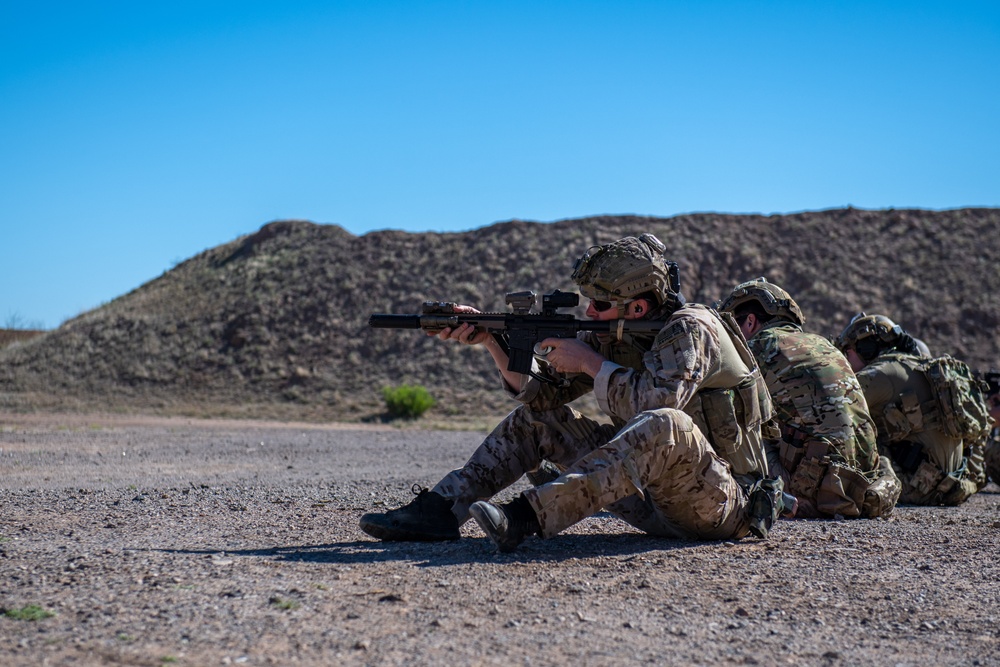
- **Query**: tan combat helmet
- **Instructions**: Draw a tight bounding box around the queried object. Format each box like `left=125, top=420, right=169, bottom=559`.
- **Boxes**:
left=717, top=277, right=805, bottom=326
left=834, top=312, right=902, bottom=352
left=571, top=233, right=683, bottom=315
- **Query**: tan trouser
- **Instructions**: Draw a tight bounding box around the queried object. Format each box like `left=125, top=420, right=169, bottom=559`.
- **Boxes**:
left=433, top=405, right=749, bottom=541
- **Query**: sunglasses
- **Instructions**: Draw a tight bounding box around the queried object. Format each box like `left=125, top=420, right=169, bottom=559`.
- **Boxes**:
left=590, top=299, right=632, bottom=313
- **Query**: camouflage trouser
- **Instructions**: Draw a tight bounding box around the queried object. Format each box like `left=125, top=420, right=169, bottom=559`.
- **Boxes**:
left=433, top=404, right=750, bottom=541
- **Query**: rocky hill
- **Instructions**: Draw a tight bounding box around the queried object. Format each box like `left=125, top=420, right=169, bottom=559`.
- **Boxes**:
left=0, top=329, right=44, bottom=349
left=1, top=208, right=998, bottom=422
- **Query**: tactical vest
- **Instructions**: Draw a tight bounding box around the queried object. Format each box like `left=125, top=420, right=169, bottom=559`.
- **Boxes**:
left=685, top=307, right=773, bottom=481
left=595, top=306, right=771, bottom=482
left=985, top=428, right=1000, bottom=485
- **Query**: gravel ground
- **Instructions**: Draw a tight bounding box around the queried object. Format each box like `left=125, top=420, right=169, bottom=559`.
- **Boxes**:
left=1, top=411, right=998, bottom=666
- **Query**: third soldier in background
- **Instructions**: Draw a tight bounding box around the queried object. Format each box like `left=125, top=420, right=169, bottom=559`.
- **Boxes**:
left=719, top=279, right=900, bottom=518
left=835, top=314, right=990, bottom=506
left=979, top=369, right=1000, bottom=485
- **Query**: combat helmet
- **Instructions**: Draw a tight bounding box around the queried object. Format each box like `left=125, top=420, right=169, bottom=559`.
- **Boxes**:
left=571, top=233, right=683, bottom=314
left=717, top=277, right=805, bottom=326
left=834, top=312, right=902, bottom=352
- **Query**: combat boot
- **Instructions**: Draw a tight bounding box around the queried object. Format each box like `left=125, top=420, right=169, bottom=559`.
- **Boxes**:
left=469, top=495, right=540, bottom=552
left=359, top=485, right=460, bottom=541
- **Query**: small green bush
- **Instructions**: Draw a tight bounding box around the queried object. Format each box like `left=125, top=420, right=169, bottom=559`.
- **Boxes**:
left=4, top=604, right=54, bottom=621
left=382, top=384, right=436, bottom=419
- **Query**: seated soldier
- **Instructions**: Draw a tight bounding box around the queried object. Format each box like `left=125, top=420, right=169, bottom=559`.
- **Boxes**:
left=979, top=370, right=1000, bottom=484
left=718, top=279, right=899, bottom=518
left=835, top=314, right=987, bottom=506
left=359, top=234, right=783, bottom=551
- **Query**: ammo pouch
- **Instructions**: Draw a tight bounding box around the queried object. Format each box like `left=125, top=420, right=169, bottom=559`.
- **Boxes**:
left=881, top=391, right=923, bottom=441
left=909, top=460, right=946, bottom=499
left=697, top=378, right=767, bottom=479
left=788, top=439, right=869, bottom=518
left=910, top=458, right=978, bottom=506
left=815, top=463, right=869, bottom=518
left=785, top=438, right=833, bottom=499
left=789, top=456, right=825, bottom=501
left=941, top=476, right=979, bottom=506
left=699, top=388, right=741, bottom=461
left=778, top=424, right=815, bottom=478
left=862, top=456, right=901, bottom=519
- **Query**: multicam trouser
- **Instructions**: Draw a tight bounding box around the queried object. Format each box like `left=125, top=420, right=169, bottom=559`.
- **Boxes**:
left=432, top=404, right=751, bottom=541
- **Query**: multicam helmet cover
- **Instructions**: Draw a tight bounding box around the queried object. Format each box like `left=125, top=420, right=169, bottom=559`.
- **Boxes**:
left=571, top=233, right=680, bottom=310
left=717, top=277, right=805, bottom=326
left=834, top=312, right=902, bottom=351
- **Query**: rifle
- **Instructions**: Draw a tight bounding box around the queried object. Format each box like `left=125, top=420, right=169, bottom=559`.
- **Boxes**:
left=369, top=290, right=665, bottom=381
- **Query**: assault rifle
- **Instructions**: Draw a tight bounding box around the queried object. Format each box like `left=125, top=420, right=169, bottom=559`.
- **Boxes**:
left=369, top=290, right=665, bottom=380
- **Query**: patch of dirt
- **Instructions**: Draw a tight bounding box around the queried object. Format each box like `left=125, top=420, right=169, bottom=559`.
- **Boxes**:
left=1, top=412, right=998, bottom=666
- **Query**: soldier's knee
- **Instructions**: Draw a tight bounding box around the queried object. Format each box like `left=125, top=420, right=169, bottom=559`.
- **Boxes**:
left=630, top=408, right=694, bottom=435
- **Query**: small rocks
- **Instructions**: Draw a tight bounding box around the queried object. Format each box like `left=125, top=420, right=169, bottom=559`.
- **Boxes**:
left=1, top=416, right=997, bottom=666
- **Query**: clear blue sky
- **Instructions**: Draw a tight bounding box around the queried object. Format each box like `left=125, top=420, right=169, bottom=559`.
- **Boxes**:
left=2, top=1, right=998, bottom=329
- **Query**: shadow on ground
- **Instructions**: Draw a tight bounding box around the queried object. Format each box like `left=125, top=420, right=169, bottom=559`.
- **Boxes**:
left=145, top=531, right=701, bottom=567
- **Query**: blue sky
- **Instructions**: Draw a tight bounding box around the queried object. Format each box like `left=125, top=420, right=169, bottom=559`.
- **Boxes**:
left=2, top=1, right=998, bottom=329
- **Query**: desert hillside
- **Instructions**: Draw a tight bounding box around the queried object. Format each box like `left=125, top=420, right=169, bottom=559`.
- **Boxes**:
left=1, top=207, right=998, bottom=422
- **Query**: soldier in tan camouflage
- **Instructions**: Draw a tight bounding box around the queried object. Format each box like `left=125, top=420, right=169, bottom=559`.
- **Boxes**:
left=360, top=234, right=784, bottom=552
left=835, top=314, right=987, bottom=505
left=718, top=279, right=900, bottom=519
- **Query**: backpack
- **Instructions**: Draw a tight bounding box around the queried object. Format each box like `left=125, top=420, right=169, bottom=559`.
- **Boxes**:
left=918, top=355, right=994, bottom=443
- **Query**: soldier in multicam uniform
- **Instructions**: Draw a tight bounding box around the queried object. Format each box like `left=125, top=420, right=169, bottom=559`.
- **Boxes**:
left=980, top=370, right=1000, bottom=484
left=835, top=314, right=986, bottom=506
left=717, top=279, right=900, bottom=519
left=360, top=234, right=783, bottom=551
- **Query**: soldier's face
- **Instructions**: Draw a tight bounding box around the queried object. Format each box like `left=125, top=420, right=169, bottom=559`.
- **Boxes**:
left=587, top=299, right=621, bottom=320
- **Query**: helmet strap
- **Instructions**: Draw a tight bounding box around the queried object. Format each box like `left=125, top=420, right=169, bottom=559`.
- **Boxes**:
left=610, top=297, right=634, bottom=319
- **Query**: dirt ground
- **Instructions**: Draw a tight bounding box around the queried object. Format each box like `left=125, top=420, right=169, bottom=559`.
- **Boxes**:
left=1, top=411, right=998, bottom=667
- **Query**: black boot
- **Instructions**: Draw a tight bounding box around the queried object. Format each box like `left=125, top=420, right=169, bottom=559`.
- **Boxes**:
left=469, top=495, right=540, bottom=552
left=359, top=485, right=460, bottom=541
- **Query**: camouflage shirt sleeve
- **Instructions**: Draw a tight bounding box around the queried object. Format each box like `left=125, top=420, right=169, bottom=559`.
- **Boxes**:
left=594, top=313, right=718, bottom=420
